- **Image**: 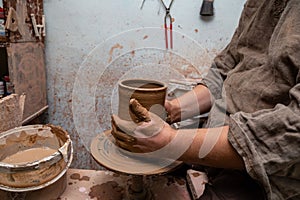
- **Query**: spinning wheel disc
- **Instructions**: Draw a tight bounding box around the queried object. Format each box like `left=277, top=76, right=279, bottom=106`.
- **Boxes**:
left=91, top=130, right=183, bottom=175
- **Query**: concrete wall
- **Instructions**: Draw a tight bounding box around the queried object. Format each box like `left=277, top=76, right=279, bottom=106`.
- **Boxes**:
left=43, top=0, right=246, bottom=169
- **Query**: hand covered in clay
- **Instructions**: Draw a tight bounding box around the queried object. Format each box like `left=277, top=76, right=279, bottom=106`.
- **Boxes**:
left=165, top=99, right=181, bottom=124
left=165, top=84, right=212, bottom=124
left=111, top=99, right=175, bottom=153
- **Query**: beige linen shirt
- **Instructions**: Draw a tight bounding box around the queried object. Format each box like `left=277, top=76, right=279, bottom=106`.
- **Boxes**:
left=202, top=0, right=300, bottom=199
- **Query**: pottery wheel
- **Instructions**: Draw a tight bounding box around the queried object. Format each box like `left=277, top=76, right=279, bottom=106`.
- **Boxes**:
left=91, top=130, right=183, bottom=176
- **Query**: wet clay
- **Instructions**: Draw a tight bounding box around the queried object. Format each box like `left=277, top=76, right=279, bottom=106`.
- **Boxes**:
left=89, top=181, right=124, bottom=200
left=1, top=147, right=57, bottom=164
left=0, top=124, right=72, bottom=189
left=90, top=130, right=183, bottom=175
left=129, top=98, right=151, bottom=123
left=118, top=79, right=167, bottom=121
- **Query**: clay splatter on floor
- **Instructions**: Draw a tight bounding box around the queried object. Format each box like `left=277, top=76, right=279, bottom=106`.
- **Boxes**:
left=113, top=173, right=120, bottom=177
left=70, top=173, right=90, bottom=181
left=175, top=177, right=186, bottom=186
left=89, top=181, right=124, bottom=200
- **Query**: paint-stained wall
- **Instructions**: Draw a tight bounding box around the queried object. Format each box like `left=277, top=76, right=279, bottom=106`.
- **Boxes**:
left=43, top=0, right=246, bottom=169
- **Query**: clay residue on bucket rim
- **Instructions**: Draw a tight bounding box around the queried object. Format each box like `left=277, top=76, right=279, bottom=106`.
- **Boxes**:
left=0, top=124, right=73, bottom=189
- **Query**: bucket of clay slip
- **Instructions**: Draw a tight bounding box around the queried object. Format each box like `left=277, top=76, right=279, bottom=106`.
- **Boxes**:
left=118, top=79, right=167, bottom=120
left=0, top=124, right=73, bottom=192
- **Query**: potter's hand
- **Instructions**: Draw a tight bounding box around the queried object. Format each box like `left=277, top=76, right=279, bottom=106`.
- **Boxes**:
left=111, top=99, right=175, bottom=153
left=165, top=85, right=212, bottom=124
left=165, top=99, right=181, bottom=124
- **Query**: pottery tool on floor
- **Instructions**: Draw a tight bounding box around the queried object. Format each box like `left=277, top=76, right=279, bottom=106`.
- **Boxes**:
left=160, top=0, right=174, bottom=49
left=186, top=169, right=208, bottom=200
left=200, top=0, right=214, bottom=16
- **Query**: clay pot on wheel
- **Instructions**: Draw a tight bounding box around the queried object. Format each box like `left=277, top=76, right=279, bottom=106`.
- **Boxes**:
left=118, top=79, right=167, bottom=121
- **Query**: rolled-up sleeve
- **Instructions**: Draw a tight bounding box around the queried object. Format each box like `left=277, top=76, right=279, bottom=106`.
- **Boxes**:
left=228, top=95, right=300, bottom=199
left=227, top=13, right=300, bottom=199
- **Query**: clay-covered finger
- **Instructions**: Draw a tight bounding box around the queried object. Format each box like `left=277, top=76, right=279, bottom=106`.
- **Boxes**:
left=111, top=114, right=137, bottom=133
left=115, top=139, right=142, bottom=153
left=129, top=98, right=151, bottom=123
left=111, top=118, right=136, bottom=144
left=111, top=129, right=136, bottom=144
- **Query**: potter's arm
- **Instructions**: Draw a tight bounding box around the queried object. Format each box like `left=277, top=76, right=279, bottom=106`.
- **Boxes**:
left=122, top=122, right=245, bottom=170
left=174, top=126, right=245, bottom=170
left=112, top=99, right=244, bottom=170
left=165, top=84, right=212, bottom=123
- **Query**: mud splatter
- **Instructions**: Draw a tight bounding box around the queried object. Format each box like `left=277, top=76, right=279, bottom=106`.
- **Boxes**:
left=89, top=181, right=124, bottom=200
left=108, top=43, right=123, bottom=63
left=174, top=177, right=185, bottom=186
left=70, top=173, right=80, bottom=180
left=131, top=50, right=135, bottom=57
left=167, top=177, right=175, bottom=186
left=70, top=173, right=90, bottom=181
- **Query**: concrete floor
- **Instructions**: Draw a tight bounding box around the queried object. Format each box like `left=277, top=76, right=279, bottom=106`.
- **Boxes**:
left=60, top=168, right=191, bottom=200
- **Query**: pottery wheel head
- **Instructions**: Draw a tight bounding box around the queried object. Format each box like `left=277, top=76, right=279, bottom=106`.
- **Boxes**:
left=90, top=130, right=182, bottom=175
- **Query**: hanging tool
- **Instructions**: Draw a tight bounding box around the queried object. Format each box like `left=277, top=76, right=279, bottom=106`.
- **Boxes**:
left=140, top=0, right=146, bottom=10
left=160, top=0, right=174, bottom=49
left=200, top=0, right=214, bottom=16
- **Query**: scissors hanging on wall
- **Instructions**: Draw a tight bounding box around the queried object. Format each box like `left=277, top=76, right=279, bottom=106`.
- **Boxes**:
left=160, top=0, right=174, bottom=49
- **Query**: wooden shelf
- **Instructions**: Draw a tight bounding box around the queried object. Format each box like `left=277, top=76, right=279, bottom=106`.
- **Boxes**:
left=22, top=105, right=48, bottom=125
left=1, top=0, right=47, bottom=127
